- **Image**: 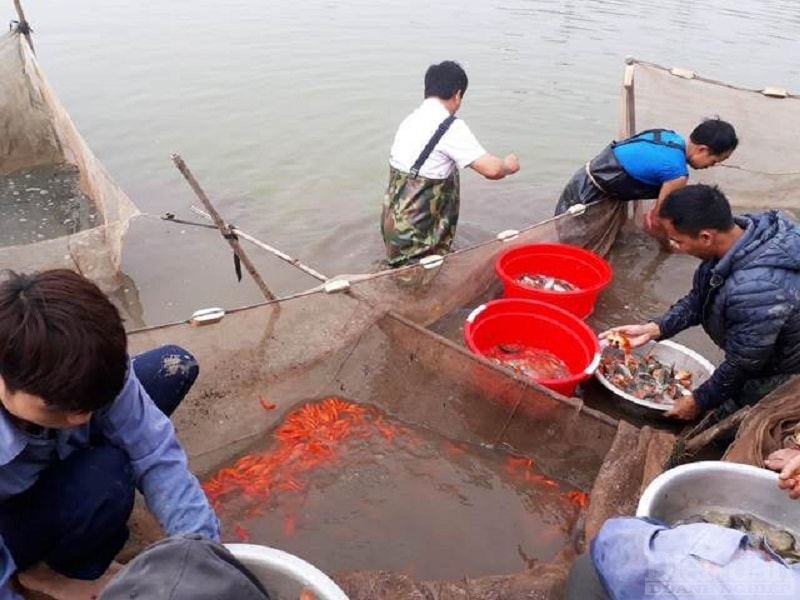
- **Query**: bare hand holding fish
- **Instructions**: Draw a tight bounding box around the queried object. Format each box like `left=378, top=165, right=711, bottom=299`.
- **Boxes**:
left=599, top=322, right=661, bottom=350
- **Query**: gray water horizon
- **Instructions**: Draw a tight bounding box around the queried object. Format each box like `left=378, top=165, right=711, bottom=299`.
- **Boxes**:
left=4, top=0, right=799, bottom=325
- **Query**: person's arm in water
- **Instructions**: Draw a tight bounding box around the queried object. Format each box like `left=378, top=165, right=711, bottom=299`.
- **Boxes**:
left=469, top=153, right=520, bottom=180
left=645, top=176, right=688, bottom=235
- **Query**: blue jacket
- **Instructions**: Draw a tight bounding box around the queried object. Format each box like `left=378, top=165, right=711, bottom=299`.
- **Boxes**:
left=592, top=517, right=800, bottom=599
left=0, top=361, right=219, bottom=600
left=656, top=211, right=800, bottom=411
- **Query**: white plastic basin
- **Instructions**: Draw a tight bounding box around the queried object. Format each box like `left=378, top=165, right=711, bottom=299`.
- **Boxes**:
left=225, top=544, right=349, bottom=600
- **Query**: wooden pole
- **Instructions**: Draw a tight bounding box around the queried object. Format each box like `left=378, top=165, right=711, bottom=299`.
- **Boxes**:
left=171, top=153, right=276, bottom=301
left=620, top=57, right=637, bottom=139
left=13, top=0, right=35, bottom=54
left=190, top=206, right=328, bottom=282
left=621, top=58, right=644, bottom=223
left=683, top=406, right=751, bottom=456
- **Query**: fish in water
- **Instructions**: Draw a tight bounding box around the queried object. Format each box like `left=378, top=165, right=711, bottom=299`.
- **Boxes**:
left=486, top=344, right=571, bottom=380
left=516, top=273, right=578, bottom=293
left=598, top=345, right=694, bottom=406
left=675, top=511, right=800, bottom=563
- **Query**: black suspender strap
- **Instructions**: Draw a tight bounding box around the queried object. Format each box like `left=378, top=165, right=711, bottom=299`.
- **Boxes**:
left=409, top=115, right=457, bottom=178
left=613, top=128, right=684, bottom=151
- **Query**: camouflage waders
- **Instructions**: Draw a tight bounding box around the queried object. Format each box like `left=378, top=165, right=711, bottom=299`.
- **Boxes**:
left=381, top=166, right=460, bottom=267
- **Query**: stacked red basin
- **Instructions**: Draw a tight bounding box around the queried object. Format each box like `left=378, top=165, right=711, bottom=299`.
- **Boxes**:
left=463, top=243, right=611, bottom=396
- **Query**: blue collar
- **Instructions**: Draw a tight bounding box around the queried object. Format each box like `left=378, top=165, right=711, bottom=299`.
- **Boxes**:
left=0, top=405, right=28, bottom=466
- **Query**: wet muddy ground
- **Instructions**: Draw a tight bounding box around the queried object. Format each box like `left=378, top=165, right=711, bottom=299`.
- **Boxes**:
left=0, top=164, right=98, bottom=246
left=206, top=400, right=584, bottom=580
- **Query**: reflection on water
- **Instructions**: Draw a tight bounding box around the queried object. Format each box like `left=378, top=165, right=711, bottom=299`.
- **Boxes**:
left=5, top=0, right=799, bottom=324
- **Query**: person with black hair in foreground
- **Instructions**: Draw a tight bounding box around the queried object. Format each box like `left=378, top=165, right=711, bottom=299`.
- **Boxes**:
left=0, top=269, right=219, bottom=600
left=555, top=119, right=738, bottom=242
left=600, top=184, right=800, bottom=422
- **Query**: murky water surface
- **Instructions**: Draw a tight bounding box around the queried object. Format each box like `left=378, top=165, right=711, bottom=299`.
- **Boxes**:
left=206, top=400, right=583, bottom=580
left=0, top=164, right=97, bottom=247
left=4, top=0, right=798, bottom=324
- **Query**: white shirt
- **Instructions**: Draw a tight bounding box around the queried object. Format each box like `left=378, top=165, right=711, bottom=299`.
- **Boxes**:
left=389, top=98, right=487, bottom=179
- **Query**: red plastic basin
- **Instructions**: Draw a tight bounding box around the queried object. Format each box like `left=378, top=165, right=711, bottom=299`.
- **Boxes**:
left=464, top=298, right=601, bottom=396
left=495, top=243, right=613, bottom=319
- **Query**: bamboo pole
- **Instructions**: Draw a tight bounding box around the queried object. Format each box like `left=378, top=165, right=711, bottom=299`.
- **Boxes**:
left=171, top=154, right=276, bottom=301
left=13, top=0, right=35, bottom=54
left=190, top=206, right=328, bottom=282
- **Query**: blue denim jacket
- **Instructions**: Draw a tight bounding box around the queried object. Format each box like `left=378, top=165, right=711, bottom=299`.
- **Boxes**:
left=592, top=516, right=800, bottom=599
left=0, top=361, right=219, bottom=599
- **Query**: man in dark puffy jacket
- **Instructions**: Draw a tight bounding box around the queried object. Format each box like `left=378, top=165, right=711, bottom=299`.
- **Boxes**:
left=601, top=184, right=800, bottom=421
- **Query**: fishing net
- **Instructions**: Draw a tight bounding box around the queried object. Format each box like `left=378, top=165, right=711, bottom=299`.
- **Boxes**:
left=622, top=58, right=800, bottom=213
left=582, top=421, right=677, bottom=543
left=324, top=200, right=626, bottom=328
left=0, top=28, right=138, bottom=290
left=122, top=278, right=639, bottom=598
left=723, top=375, right=800, bottom=468
left=0, top=41, right=702, bottom=594
left=109, top=187, right=678, bottom=597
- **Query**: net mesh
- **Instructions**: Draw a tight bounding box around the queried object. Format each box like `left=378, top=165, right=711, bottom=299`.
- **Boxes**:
left=128, top=292, right=615, bottom=597
left=724, top=375, right=800, bottom=467
left=2, top=40, right=735, bottom=594
left=121, top=230, right=684, bottom=596
left=325, top=200, right=627, bottom=328
left=624, top=59, right=800, bottom=212
left=0, top=29, right=138, bottom=290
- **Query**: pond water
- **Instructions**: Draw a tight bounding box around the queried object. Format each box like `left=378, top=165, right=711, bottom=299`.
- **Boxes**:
left=5, top=0, right=798, bottom=325
left=0, top=164, right=97, bottom=247
left=205, top=398, right=584, bottom=580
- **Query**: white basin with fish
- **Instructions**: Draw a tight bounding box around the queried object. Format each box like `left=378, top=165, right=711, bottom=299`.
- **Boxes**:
left=595, top=339, right=715, bottom=413
left=637, top=461, right=800, bottom=533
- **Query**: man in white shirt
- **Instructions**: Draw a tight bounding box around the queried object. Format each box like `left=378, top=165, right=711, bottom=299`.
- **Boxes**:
left=381, top=61, right=520, bottom=267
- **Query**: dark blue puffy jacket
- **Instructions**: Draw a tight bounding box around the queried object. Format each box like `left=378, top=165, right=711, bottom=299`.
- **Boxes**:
left=656, top=210, right=800, bottom=411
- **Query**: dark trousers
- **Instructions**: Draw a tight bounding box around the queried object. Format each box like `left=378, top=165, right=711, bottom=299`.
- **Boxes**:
left=0, top=345, right=198, bottom=580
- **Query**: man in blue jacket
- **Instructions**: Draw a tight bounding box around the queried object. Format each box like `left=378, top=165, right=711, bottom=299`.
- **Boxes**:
left=0, top=269, right=219, bottom=599
left=601, top=184, right=800, bottom=421
left=555, top=119, right=737, bottom=242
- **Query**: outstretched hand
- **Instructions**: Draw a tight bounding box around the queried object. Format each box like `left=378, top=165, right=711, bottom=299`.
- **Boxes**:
left=599, top=322, right=661, bottom=350
left=765, top=449, right=800, bottom=500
